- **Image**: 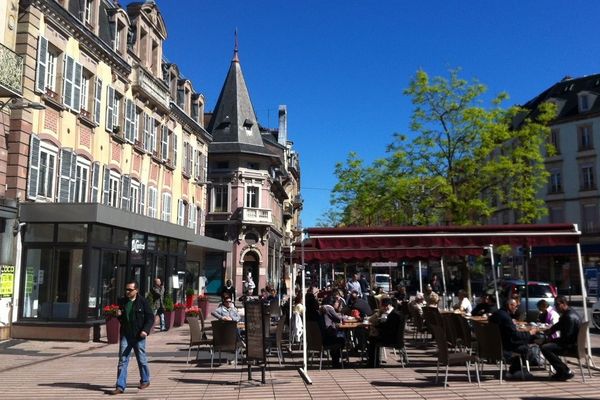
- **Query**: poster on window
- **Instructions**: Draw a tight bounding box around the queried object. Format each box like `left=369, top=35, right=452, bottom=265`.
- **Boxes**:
left=0, top=265, right=15, bottom=298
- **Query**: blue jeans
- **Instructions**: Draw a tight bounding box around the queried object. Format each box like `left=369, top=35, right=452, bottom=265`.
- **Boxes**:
left=115, top=335, right=150, bottom=391
left=155, top=309, right=165, bottom=330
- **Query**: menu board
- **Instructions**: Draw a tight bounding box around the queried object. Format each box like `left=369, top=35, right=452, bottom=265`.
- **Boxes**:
left=0, top=265, right=14, bottom=298
left=244, top=300, right=266, bottom=362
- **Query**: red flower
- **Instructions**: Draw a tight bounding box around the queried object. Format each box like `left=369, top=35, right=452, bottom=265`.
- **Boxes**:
left=174, top=302, right=186, bottom=310
left=185, top=306, right=200, bottom=317
left=103, top=304, right=120, bottom=318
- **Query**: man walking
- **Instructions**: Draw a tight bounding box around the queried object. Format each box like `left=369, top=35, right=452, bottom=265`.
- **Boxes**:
left=110, top=281, right=154, bottom=395
left=151, top=278, right=165, bottom=331
left=541, top=296, right=581, bottom=381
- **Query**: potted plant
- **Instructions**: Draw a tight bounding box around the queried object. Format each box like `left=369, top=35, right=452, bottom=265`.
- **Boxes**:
left=173, top=302, right=186, bottom=327
left=185, top=288, right=195, bottom=308
left=103, top=304, right=121, bottom=344
left=163, top=295, right=175, bottom=330
left=185, top=306, right=201, bottom=329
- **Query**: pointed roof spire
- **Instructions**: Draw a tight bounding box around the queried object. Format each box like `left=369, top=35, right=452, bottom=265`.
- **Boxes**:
left=233, top=28, right=239, bottom=62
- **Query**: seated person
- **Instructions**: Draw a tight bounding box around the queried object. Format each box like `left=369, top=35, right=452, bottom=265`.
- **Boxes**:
left=211, top=296, right=240, bottom=322
left=540, top=296, right=581, bottom=381
left=490, top=298, right=538, bottom=379
left=344, top=289, right=373, bottom=320
left=471, top=294, right=497, bottom=316
left=537, top=299, right=560, bottom=326
left=510, top=293, right=524, bottom=321
left=319, top=297, right=345, bottom=368
left=453, top=289, right=472, bottom=314
left=393, top=285, right=407, bottom=302
left=409, top=293, right=425, bottom=316
left=366, top=297, right=404, bottom=367
left=426, top=291, right=440, bottom=308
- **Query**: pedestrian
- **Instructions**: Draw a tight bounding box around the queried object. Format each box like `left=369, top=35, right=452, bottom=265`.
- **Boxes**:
left=110, top=281, right=154, bottom=395
left=151, top=278, right=165, bottom=331
left=221, top=279, right=236, bottom=305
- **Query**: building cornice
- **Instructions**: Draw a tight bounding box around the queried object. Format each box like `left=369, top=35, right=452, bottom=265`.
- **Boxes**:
left=22, top=0, right=131, bottom=79
left=169, top=102, right=212, bottom=143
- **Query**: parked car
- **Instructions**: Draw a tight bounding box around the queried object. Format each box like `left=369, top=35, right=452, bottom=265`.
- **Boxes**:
left=374, top=273, right=391, bottom=292
left=487, top=279, right=557, bottom=322
left=592, top=302, right=600, bottom=330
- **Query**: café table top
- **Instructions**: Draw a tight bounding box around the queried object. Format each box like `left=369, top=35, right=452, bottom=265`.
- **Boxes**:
left=337, top=321, right=370, bottom=329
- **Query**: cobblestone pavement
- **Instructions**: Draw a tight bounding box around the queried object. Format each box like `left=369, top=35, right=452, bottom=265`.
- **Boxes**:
left=1, top=324, right=600, bottom=399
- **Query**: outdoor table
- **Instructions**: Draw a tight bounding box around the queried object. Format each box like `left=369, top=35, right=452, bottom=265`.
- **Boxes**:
left=465, top=315, right=488, bottom=323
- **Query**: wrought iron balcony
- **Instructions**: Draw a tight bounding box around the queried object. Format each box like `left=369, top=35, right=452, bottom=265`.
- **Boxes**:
left=0, top=42, right=23, bottom=97
left=241, top=207, right=272, bottom=225
left=131, top=64, right=170, bottom=110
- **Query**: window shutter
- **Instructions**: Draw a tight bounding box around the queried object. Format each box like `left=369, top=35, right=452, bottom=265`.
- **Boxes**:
left=161, top=126, right=168, bottom=160
left=172, top=133, right=177, bottom=167
left=90, top=161, right=100, bottom=202
left=150, top=118, right=157, bottom=153
left=102, top=166, right=110, bottom=205
left=35, top=36, right=48, bottom=94
left=139, top=183, right=146, bottom=215
left=121, top=175, right=131, bottom=211
left=134, top=111, right=139, bottom=144
left=200, top=153, right=206, bottom=182
left=63, top=55, right=74, bottom=108
left=193, top=149, right=198, bottom=179
left=58, top=148, right=73, bottom=202
left=73, top=62, right=82, bottom=112
left=198, top=207, right=204, bottom=235
left=69, top=152, right=77, bottom=202
left=177, top=199, right=184, bottom=225
left=105, top=86, right=114, bottom=132
left=27, top=135, right=41, bottom=200
left=143, top=113, right=150, bottom=151
left=94, top=78, right=102, bottom=124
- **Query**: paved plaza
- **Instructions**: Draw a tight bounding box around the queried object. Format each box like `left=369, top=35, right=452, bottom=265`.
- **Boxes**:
left=1, top=322, right=600, bottom=400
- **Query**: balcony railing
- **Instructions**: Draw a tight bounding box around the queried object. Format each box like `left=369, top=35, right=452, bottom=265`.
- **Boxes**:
left=241, top=207, right=272, bottom=224
left=131, top=65, right=170, bottom=110
left=0, top=42, right=23, bottom=97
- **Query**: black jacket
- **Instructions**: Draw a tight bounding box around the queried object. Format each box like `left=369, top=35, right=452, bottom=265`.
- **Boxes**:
left=117, top=295, right=154, bottom=339
left=375, top=310, right=405, bottom=346
left=545, top=307, right=580, bottom=349
left=345, top=298, right=373, bottom=317
left=489, top=307, right=530, bottom=352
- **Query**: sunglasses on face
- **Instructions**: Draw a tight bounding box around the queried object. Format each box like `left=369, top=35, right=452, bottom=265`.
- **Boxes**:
left=125, top=288, right=136, bottom=292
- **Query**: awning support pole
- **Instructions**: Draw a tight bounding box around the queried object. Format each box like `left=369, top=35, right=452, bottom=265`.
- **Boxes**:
left=441, top=256, right=447, bottom=310
left=298, top=232, right=312, bottom=384
left=418, top=260, right=423, bottom=294
left=575, top=239, right=595, bottom=365
left=488, top=245, right=500, bottom=310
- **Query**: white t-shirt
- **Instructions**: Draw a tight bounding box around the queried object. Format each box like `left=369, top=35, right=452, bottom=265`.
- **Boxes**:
left=459, top=297, right=472, bottom=314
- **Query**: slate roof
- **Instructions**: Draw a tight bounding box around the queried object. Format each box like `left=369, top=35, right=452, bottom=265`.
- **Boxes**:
left=521, top=73, right=600, bottom=124
left=208, top=49, right=274, bottom=158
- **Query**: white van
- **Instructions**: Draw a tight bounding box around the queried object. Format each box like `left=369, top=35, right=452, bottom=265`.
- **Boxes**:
left=374, top=273, right=391, bottom=292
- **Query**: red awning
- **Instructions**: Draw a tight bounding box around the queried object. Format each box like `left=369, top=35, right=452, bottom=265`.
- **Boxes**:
left=294, top=224, right=580, bottom=263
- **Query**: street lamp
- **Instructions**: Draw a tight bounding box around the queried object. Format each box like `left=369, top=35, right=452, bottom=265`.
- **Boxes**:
left=0, top=98, right=46, bottom=112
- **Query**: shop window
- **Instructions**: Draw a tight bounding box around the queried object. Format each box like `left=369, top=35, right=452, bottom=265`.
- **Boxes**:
left=90, top=224, right=111, bottom=243
left=113, top=228, right=129, bottom=247
left=57, top=224, right=88, bottom=242
left=24, top=223, right=54, bottom=242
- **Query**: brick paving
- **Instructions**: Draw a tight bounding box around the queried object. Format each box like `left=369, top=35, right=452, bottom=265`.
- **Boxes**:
left=0, top=324, right=599, bottom=399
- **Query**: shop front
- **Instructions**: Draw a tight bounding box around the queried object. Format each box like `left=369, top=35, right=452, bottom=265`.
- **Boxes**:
left=11, top=203, right=229, bottom=341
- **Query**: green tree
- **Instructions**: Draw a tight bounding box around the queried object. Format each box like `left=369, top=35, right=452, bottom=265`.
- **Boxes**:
left=325, top=68, right=554, bottom=227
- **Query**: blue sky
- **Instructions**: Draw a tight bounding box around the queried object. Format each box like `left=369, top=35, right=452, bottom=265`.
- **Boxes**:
left=147, top=0, right=600, bottom=227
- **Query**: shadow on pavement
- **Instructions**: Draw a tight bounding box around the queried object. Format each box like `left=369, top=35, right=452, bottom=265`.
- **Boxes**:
left=38, top=382, right=108, bottom=393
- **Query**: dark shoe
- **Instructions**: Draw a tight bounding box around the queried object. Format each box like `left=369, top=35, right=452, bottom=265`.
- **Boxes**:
left=138, top=382, right=150, bottom=389
left=109, top=388, right=124, bottom=395
left=563, top=370, right=575, bottom=381
left=551, top=370, right=575, bottom=381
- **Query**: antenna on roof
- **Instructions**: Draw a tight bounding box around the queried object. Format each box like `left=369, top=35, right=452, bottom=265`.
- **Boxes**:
left=233, top=28, right=239, bottom=62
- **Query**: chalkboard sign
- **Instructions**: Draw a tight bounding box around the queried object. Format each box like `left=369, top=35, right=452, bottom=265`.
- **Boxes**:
left=244, top=300, right=267, bottom=362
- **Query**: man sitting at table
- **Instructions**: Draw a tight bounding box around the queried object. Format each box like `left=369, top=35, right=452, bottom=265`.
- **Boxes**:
left=344, top=289, right=373, bottom=319
left=211, top=296, right=241, bottom=322
left=366, top=297, right=404, bottom=367
left=490, top=298, right=538, bottom=379
left=453, top=289, right=473, bottom=314
left=540, top=296, right=580, bottom=381
left=471, top=294, right=496, bottom=316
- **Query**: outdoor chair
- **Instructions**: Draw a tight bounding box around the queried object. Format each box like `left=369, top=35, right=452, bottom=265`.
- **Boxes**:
left=186, top=316, right=213, bottom=364
left=266, top=317, right=287, bottom=365
left=269, top=299, right=282, bottom=321
left=452, top=314, right=475, bottom=353
left=198, top=308, right=212, bottom=332
left=210, top=320, right=240, bottom=368
left=305, top=320, right=344, bottom=370
left=561, top=320, right=593, bottom=382
left=441, top=313, right=459, bottom=350
left=431, top=324, right=480, bottom=388
left=409, top=307, right=428, bottom=342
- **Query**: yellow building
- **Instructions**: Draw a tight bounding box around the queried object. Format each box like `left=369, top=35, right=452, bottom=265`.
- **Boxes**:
left=5, top=0, right=229, bottom=341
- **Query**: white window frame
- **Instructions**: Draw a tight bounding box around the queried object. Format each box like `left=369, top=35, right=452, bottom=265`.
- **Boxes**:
left=83, top=0, right=93, bottom=25
left=581, top=163, right=595, bottom=191
left=213, top=184, right=229, bottom=212
left=74, top=158, right=90, bottom=202
left=113, top=94, right=121, bottom=131
left=147, top=186, right=158, bottom=218
left=245, top=185, right=260, bottom=208
left=579, top=125, right=593, bottom=150
left=37, top=142, right=58, bottom=201
left=80, top=74, right=90, bottom=112
left=187, top=203, right=197, bottom=232
left=108, top=170, right=121, bottom=207
left=46, top=50, right=58, bottom=92
left=177, top=199, right=185, bottom=226
left=161, top=192, right=172, bottom=222
left=549, top=169, right=562, bottom=194
left=130, top=180, right=140, bottom=214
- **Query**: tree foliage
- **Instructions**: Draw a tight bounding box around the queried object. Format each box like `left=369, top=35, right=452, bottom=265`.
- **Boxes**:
left=325, top=68, right=555, bottom=227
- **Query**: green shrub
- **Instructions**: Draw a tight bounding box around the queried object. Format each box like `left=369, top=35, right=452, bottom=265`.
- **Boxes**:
left=163, top=295, right=174, bottom=312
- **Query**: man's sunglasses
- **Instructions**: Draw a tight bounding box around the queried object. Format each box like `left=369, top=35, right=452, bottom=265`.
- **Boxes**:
left=125, top=288, right=136, bottom=292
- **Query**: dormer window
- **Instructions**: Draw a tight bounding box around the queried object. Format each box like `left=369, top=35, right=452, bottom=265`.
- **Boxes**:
left=580, top=94, right=590, bottom=112
left=83, top=0, right=94, bottom=27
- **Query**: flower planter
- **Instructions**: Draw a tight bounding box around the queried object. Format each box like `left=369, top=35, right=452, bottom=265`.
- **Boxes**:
left=186, top=294, right=195, bottom=308
left=198, top=297, right=209, bottom=318
left=105, top=317, right=120, bottom=344
left=164, top=310, right=175, bottom=330
left=174, top=308, right=185, bottom=327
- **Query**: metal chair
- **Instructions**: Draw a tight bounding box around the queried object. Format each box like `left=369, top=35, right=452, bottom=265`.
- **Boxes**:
left=305, top=320, right=344, bottom=370
left=186, top=316, right=212, bottom=364
left=210, top=320, right=240, bottom=368
left=431, top=324, right=480, bottom=388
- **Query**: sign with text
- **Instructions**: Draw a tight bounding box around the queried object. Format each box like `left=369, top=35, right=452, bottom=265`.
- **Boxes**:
left=244, top=300, right=267, bottom=362
left=0, top=265, right=14, bottom=298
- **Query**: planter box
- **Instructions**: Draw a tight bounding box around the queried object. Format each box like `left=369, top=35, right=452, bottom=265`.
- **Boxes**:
left=164, top=310, right=175, bottom=330
left=174, top=308, right=185, bottom=327
left=105, top=317, right=120, bottom=344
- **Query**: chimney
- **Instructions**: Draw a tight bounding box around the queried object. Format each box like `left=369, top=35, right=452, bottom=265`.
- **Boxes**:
left=278, top=105, right=287, bottom=146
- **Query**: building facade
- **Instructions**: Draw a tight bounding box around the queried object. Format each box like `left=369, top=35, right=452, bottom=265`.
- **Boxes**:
left=204, top=47, right=302, bottom=297
left=1, top=0, right=229, bottom=341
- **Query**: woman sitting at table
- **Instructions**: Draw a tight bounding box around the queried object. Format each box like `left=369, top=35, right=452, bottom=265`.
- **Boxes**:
left=319, top=297, right=345, bottom=368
